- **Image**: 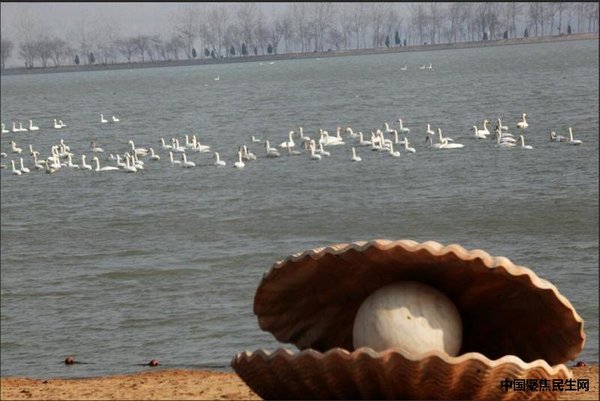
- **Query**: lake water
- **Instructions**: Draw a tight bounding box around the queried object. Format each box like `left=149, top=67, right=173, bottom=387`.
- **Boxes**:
left=1, top=40, right=598, bottom=379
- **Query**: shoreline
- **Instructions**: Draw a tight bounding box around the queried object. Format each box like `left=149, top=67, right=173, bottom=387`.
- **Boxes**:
left=1, top=33, right=597, bottom=77
left=1, top=364, right=597, bottom=400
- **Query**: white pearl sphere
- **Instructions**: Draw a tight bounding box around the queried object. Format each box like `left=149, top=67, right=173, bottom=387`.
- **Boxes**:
left=352, top=281, right=462, bottom=357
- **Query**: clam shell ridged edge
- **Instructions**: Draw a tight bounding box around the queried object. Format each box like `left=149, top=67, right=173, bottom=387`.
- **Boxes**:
left=259, top=239, right=585, bottom=360
left=231, top=347, right=572, bottom=400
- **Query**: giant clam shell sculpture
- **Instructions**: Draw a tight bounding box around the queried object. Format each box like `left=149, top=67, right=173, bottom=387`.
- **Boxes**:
left=231, top=239, right=585, bottom=400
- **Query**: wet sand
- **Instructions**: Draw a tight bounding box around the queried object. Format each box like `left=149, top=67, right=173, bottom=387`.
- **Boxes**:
left=1, top=364, right=596, bottom=400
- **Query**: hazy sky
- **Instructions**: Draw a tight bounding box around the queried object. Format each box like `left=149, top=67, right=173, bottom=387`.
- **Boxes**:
left=0, top=2, right=290, bottom=39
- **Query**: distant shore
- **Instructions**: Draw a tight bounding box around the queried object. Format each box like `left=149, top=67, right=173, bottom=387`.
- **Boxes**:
left=1, top=32, right=597, bottom=77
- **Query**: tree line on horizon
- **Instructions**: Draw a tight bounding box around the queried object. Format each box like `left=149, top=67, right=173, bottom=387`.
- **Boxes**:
left=1, top=2, right=598, bottom=70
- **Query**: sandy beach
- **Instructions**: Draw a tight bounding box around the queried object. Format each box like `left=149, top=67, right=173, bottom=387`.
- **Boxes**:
left=1, top=364, right=596, bottom=400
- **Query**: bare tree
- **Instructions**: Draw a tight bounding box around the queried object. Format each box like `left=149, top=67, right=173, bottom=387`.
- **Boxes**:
left=279, top=9, right=294, bottom=53
left=350, top=3, right=367, bottom=49
left=14, top=7, right=43, bottom=67
left=115, top=37, right=136, bottom=63
left=132, top=35, right=151, bottom=62
left=48, top=37, right=67, bottom=66
left=174, top=4, right=198, bottom=59
left=236, top=3, right=258, bottom=51
left=528, top=3, right=541, bottom=37
left=292, top=3, right=312, bottom=52
left=207, top=5, right=229, bottom=57
left=1, top=38, right=14, bottom=69
left=254, top=9, right=270, bottom=54
left=369, top=3, right=388, bottom=48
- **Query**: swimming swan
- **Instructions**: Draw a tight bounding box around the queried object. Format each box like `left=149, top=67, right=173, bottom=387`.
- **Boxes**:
left=53, top=119, right=62, bottom=129
left=11, top=160, right=22, bottom=175
left=309, top=142, right=322, bottom=160
left=169, top=152, right=181, bottom=166
left=29, top=120, right=39, bottom=131
left=19, top=158, right=30, bottom=173
left=351, top=147, right=362, bottom=162
left=100, top=114, right=108, bottom=123
left=149, top=148, right=160, bottom=160
left=213, top=152, right=226, bottom=166
left=233, top=151, right=245, bottom=169
left=550, top=131, right=567, bottom=142
left=181, top=153, right=196, bottom=168
left=398, top=118, right=410, bottom=133
left=403, top=138, right=416, bottom=153
left=519, top=135, right=533, bottom=149
left=279, top=130, right=295, bottom=149
left=472, top=126, right=488, bottom=139
left=426, top=123, right=436, bottom=136
left=567, top=127, right=582, bottom=145
left=10, top=141, right=23, bottom=153
left=265, top=140, right=280, bottom=157
left=1, top=123, right=8, bottom=133
left=517, top=113, right=528, bottom=129
left=80, top=155, right=92, bottom=170
left=91, top=142, right=104, bottom=153
left=112, top=115, right=120, bottom=122
left=92, top=156, right=119, bottom=171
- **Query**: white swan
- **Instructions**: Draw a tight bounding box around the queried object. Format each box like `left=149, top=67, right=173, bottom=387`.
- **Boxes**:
left=149, top=148, right=160, bottom=160
left=53, top=119, right=62, bottom=129
left=251, top=135, right=262, bottom=143
left=128, top=140, right=149, bottom=156
left=243, top=145, right=257, bottom=160
left=398, top=118, right=410, bottom=133
left=383, top=122, right=395, bottom=135
left=214, top=76, right=220, bottom=81
left=1, top=123, right=8, bottom=133
left=319, top=129, right=344, bottom=146
left=358, top=132, right=371, bottom=146
left=116, top=154, right=127, bottom=168
left=159, top=138, right=172, bottom=150
left=121, top=155, right=137, bottom=173
left=58, top=120, right=66, bottom=128
left=345, top=127, right=360, bottom=140
left=65, top=153, right=80, bottom=169
left=317, top=142, right=331, bottom=157
left=264, top=140, right=280, bottom=158
left=519, top=135, right=533, bottom=149
left=112, top=115, right=120, bottom=122
left=298, top=126, right=312, bottom=143
left=213, top=152, right=226, bottom=166
left=496, top=118, right=508, bottom=131
left=495, top=131, right=516, bottom=148
left=181, top=153, right=195, bottom=168
left=403, top=138, right=416, bottom=153
left=32, top=153, right=45, bottom=169
left=550, top=131, right=567, bottom=142
left=80, top=155, right=92, bottom=170
left=233, top=151, right=245, bottom=169
left=440, top=139, right=464, bottom=149
left=11, top=160, right=22, bottom=175
left=437, top=128, right=454, bottom=143
left=351, top=147, right=362, bottom=162
left=567, top=127, right=582, bottom=145
left=426, top=123, right=436, bottom=136
left=18, top=122, right=28, bottom=132
left=29, top=120, right=39, bottom=131
left=10, top=141, right=22, bottom=153
left=44, top=160, right=56, bottom=174
left=279, top=130, right=295, bottom=149
left=472, top=126, right=488, bottom=139
left=425, top=135, right=444, bottom=149
left=92, top=156, right=119, bottom=171
left=400, top=64, right=408, bottom=71
left=19, top=158, right=30, bottom=173
left=193, top=137, right=211, bottom=153
left=427, top=63, right=433, bottom=69
left=171, top=139, right=186, bottom=153
left=100, top=114, right=108, bottom=123
left=388, top=143, right=400, bottom=157
left=91, top=141, right=104, bottom=153
left=169, top=152, right=181, bottom=166
left=419, top=64, right=426, bottom=70
left=309, top=142, right=322, bottom=160
left=517, top=113, right=528, bottom=129
left=11, top=122, right=19, bottom=133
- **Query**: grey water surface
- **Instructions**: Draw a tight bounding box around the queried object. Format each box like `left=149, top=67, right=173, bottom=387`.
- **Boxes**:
left=1, top=40, right=598, bottom=378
